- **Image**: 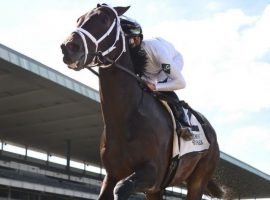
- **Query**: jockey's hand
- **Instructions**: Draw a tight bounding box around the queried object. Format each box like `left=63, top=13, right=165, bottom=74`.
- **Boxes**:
left=145, top=82, right=156, bottom=91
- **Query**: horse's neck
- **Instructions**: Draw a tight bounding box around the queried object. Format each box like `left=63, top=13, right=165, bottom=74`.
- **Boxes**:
left=99, top=54, right=141, bottom=122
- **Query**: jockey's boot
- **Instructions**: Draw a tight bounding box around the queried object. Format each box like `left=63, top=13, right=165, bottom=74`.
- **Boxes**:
left=178, top=120, right=193, bottom=141
left=172, top=104, right=193, bottom=141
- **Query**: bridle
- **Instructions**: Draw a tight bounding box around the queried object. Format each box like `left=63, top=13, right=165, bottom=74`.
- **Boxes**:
left=74, top=5, right=126, bottom=68
left=72, top=5, right=152, bottom=93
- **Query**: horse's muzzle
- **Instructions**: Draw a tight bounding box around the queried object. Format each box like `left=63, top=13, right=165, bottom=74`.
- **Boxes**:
left=61, top=42, right=80, bottom=64
left=61, top=44, right=70, bottom=63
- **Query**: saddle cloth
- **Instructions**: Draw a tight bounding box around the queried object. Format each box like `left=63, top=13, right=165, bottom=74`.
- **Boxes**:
left=161, top=101, right=210, bottom=158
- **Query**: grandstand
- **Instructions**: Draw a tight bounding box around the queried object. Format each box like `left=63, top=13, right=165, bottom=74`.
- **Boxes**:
left=0, top=43, right=270, bottom=199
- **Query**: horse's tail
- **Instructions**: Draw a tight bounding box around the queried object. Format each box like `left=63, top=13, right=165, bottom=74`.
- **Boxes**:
left=205, top=180, right=224, bottom=199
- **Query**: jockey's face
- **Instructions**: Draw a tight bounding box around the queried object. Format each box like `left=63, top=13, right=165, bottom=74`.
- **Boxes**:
left=128, top=36, right=142, bottom=48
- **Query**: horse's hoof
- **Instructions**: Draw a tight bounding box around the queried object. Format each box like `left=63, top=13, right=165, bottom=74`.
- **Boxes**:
left=114, top=179, right=134, bottom=200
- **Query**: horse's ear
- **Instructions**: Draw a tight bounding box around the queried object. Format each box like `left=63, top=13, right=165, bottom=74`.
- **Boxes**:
left=114, top=6, right=130, bottom=16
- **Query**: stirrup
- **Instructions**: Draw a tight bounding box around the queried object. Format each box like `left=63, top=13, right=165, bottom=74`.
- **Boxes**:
left=176, top=122, right=193, bottom=141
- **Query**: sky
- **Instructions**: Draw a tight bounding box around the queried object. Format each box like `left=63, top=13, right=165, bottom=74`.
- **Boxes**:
left=0, top=0, right=270, bottom=176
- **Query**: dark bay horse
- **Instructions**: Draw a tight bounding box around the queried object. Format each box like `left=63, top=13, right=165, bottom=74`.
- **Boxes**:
left=61, top=4, right=223, bottom=200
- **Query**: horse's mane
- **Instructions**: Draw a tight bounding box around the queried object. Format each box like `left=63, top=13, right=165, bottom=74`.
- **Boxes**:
left=129, top=46, right=147, bottom=77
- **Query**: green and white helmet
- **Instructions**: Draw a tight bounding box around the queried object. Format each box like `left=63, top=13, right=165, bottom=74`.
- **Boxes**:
left=120, top=16, right=143, bottom=38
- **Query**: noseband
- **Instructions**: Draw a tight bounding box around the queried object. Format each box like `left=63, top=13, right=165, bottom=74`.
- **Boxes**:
left=74, top=5, right=126, bottom=67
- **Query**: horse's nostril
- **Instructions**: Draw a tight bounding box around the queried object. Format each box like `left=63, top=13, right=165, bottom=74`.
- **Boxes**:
left=67, top=42, right=80, bottom=52
left=61, top=44, right=68, bottom=55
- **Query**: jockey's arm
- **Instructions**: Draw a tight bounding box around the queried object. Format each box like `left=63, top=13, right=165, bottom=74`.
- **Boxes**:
left=155, top=72, right=186, bottom=91
left=155, top=51, right=186, bottom=91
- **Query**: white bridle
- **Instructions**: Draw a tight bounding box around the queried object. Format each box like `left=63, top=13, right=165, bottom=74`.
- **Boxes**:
left=74, top=5, right=126, bottom=68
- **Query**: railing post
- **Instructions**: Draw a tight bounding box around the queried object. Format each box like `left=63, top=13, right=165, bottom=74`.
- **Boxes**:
left=66, top=139, right=71, bottom=179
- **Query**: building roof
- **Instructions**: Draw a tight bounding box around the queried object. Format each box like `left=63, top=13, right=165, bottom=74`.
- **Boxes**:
left=0, top=43, right=269, bottom=199
left=0, top=43, right=102, bottom=165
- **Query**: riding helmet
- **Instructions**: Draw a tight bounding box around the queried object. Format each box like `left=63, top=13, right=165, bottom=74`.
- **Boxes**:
left=120, top=16, right=143, bottom=38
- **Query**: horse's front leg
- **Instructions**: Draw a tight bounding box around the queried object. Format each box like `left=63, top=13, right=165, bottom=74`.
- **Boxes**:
left=98, top=175, right=116, bottom=200
left=113, top=163, right=158, bottom=200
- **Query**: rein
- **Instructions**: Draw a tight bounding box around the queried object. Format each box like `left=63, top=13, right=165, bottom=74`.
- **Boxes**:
left=86, top=52, right=147, bottom=89
left=86, top=52, right=169, bottom=102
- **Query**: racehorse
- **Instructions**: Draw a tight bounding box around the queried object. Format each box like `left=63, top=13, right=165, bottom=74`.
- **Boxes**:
left=61, top=4, right=223, bottom=200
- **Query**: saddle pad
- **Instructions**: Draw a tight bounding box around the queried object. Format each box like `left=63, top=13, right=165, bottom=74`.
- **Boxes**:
left=172, top=108, right=210, bottom=158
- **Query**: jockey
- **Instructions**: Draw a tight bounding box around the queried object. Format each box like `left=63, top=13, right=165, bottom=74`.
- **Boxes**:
left=120, top=16, right=193, bottom=141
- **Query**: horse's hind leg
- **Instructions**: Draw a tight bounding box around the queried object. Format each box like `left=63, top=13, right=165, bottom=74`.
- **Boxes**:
left=98, top=175, right=116, bottom=200
left=186, top=153, right=218, bottom=200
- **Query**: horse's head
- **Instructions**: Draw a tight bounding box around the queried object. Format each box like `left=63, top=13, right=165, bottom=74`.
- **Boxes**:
left=61, top=4, right=130, bottom=70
